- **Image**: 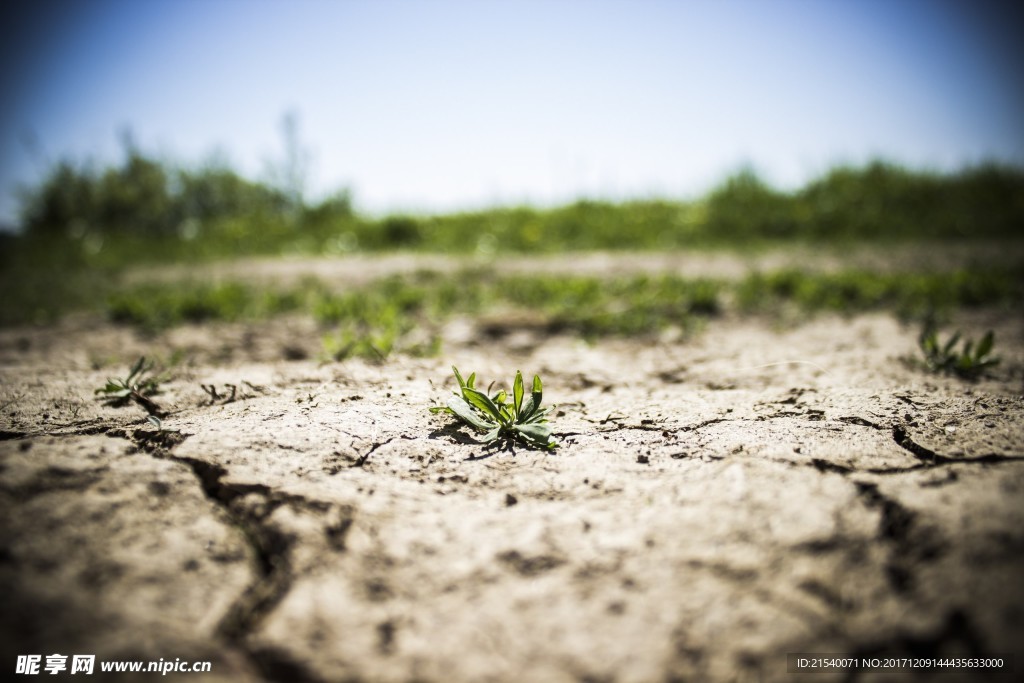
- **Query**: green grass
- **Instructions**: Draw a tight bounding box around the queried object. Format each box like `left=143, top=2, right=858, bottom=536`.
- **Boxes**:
left=734, top=268, right=1023, bottom=319
left=98, top=272, right=727, bottom=343
left=106, top=281, right=309, bottom=332
left=68, top=265, right=1022, bottom=359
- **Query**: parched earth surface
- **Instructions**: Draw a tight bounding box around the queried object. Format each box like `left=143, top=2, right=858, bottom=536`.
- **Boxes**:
left=2, top=253, right=1023, bottom=682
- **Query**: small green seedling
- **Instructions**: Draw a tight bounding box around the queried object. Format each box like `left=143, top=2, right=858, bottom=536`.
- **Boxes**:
left=430, top=366, right=558, bottom=450
left=918, top=326, right=999, bottom=379
left=95, top=356, right=167, bottom=416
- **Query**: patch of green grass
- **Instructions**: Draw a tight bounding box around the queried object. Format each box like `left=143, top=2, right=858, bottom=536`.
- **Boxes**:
left=0, top=257, right=120, bottom=327
left=735, top=268, right=1023, bottom=319
left=84, top=266, right=1024, bottom=361
left=497, top=275, right=721, bottom=337
left=430, top=366, right=557, bottom=450
left=313, top=276, right=441, bottom=360
left=322, top=313, right=441, bottom=361
left=0, top=262, right=1015, bottom=360
left=106, top=281, right=310, bottom=332
left=307, top=272, right=722, bottom=353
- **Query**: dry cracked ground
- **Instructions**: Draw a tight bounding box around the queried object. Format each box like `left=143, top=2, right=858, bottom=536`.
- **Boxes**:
left=2, top=255, right=1023, bottom=683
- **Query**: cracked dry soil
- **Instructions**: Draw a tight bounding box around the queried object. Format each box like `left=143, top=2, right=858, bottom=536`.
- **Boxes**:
left=2, top=306, right=1023, bottom=682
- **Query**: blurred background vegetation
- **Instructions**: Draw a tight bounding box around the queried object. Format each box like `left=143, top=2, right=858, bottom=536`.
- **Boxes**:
left=1, top=145, right=1022, bottom=331
left=4, top=142, right=1024, bottom=267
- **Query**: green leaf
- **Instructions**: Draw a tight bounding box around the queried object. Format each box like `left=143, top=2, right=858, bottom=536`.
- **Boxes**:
left=478, top=426, right=501, bottom=443
left=976, top=331, right=994, bottom=360
left=515, top=421, right=551, bottom=438
left=523, top=374, right=543, bottom=420
left=519, top=394, right=536, bottom=421
left=128, top=356, right=147, bottom=382
left=942, top=332, right=961, bottom=357
left=467, top=372, right=476, bottom=389
left=446, top=396, right=496, bottom=432
left=918, top=327, right=935, bottom=347
left=523, top=407, right=549, bottom=423
left=513, top=370, right=524, bottom=417
left=515, top=422, right=556, bottom=449
left=461, top=386, right=503, bottom=422
left=452, top=366, right=467, bottom=389
left=498, top=403, right=514, bottom=422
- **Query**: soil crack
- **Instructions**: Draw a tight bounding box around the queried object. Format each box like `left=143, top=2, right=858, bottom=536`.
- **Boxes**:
left=592, top=416, right=733, bottom=435
left=891, top=424, right=1024, bottom=467
left=161, top=455, right=310, bottom=639
left=853, top=482, right=946, bottom=593
left=352, top=434, right=415, bottom=468
left=104, top=428, right=334, bottom=683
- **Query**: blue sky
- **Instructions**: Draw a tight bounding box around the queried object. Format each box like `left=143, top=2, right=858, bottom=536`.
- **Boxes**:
left=1, top=0, right=1022, bottom=226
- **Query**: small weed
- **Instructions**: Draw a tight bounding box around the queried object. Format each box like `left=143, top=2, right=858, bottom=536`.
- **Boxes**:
left=430, top=366, right=558, bottom=450
left=324, top=323, right=401, bottom=361
left=51, top=397, right=85, bottom=421
left=296, top=392, right=318, bottom=406
left=917, top=325, right=1000, bottom=379
left=201, top=383, right=238, bottom=405
left=94, top=357, right=167, bottom=416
